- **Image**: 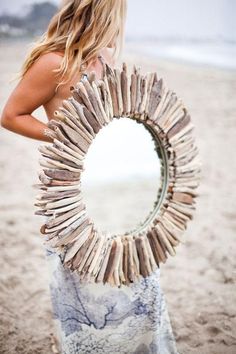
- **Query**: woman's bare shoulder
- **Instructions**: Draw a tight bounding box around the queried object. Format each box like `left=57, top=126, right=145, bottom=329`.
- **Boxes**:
left=30, top=52, right=63, bottom=72
left=21, top=52, right=64, bottom=89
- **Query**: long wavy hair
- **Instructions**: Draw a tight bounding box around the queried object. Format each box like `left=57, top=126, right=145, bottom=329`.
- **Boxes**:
left=18, top=0, right=127, bottom=90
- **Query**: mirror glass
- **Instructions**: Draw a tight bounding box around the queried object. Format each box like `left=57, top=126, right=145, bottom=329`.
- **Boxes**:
left=80, top=117, right=167, bottom=236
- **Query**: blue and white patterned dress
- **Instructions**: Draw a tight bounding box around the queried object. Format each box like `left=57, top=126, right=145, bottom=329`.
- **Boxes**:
left=45, top=246, right=179, bottom=354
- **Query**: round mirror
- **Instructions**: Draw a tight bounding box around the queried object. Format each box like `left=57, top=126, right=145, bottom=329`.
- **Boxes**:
left=80, top=117, right=168, bottom=236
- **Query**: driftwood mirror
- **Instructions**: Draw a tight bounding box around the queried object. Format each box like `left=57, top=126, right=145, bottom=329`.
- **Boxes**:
left=34, top=62, right=201, bottom=288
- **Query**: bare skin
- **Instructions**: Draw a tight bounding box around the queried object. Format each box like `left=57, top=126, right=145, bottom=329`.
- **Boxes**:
left=0, top=47, right=114, bottom=142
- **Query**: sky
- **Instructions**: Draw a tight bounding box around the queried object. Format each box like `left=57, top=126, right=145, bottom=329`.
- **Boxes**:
left=0, top=0, right=235, bottom=42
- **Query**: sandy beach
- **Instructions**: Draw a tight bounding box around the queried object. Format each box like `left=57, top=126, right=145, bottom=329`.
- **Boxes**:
left=0, top=39, right=236, bottom=354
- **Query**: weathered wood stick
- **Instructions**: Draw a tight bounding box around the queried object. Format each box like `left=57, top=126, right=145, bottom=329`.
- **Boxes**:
left=131, top=236, right=140, bottom=277
left=118, top=239, right=126, bottom=284
left=135, top=236, right=149, bottom=277
left=87, top=235, right=105, bottom=274
left=45, top=200, right=83, bottom=214
left=168, top=201, right=195, bottom=219
left=172, top=191, right=193, bottom=204
left=45, top=122, right=87, bottom=156
left=57, top=120, right=90, bottom=153
left=138, top=75, right=148, bottom=116
left=114, top=68, right=123, bottom=117
left=38, top=189, right=79, bottom=201
left=160, top=93, right=178, bottom=124
left=169, top=122, right=194, bottom=144
left=98, top=81, right=111, bottom=123
left=144, top=236, right=157, bottom=271
left=120, top=62, right=130, bottom=115
left=95, top=238, right=113, bottom=283
left=158, top=98, right=183, bottom=128
left=161, top=105, right=185, bottom=132
left=130, top=66, right=137, bottom=114
left=166, top=205, right=191, bottom=222
left=53, top=139, right=84, bottom=161
left=91, top=233, right=109, bottom=277
left=40, top=150, right=82, bottom=171
left=71, top=229, right=95, bottom=269
left=80, top=234, right=103, bottom=278
left=77, top=229, right=99, bottom=272
left=58, top=109, right=94, bottom=144
left=68, top=97, right=96, bottom=137
left=44, top=210, right=84, bottom=234
left=54, top=218, right=91, bottom=248
left=122, top=237, right=130, bottom=285
left=45, top=193, right=82, bottom=210
left=42, top=184, right=81, bottom=192
left=147, top=231, right=160, bottom=266
left=77, top=82, right=95, bottom=116
left=56, top=212, right=87, bottom=240
left=148, top=77, right=163, bottom=120
left=135, top=68, right=141, bottom=115
left=149, top=228, right=167, bottom=263
left=39, top=157, right=83, bottom=173
left=103, top=239, right=118, bottom=283
left=127, top=237, right=135, bottom=282
left=64, top=224, right=93, bottom=263
left=71, top=88, right=84, bottom=105
left=92, top=81, right=107, bottom=125
left=107, top=74, right=119, bottom=117
left=167, top=113, right=191, bottom=140
left=110, top=237, right=122, bottom=286
left=82, top=106, right=102, bottom=133
left=103, top=75, right=114, bottom=118
left=153, top=88, right=170, bottom=121
left=43, top=128, right=57, bottom=140
left=158, top=222, right=180, bottom=247
left=140, top=236, right=152, bottom=275
left=145, top=72, right=155, bottom=114
left=39, top=145, right=81, bottom=167
left=46, top=204, right=84, bottom=228
left=154, top=223, right=176, bottom=256
left=163, top=211, right=186, bottom=231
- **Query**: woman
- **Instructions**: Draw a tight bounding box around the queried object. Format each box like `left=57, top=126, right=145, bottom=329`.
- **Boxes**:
left=1, top=1, right=179, bottom=353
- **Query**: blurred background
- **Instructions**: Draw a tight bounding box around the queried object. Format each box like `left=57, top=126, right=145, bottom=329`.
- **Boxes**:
left=0, top=1, right=235, bottom=353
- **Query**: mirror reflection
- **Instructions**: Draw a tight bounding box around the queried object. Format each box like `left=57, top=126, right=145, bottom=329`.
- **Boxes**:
left=80, top=117, right=165, bottom=235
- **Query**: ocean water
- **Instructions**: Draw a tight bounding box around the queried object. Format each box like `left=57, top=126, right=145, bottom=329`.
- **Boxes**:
left=125, top=40, right=236, bottom=70
left=125, top=0, right=235, bottom=70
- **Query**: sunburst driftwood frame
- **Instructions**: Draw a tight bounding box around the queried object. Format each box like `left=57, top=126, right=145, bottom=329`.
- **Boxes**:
left=34, top=62, right=201, bottom=287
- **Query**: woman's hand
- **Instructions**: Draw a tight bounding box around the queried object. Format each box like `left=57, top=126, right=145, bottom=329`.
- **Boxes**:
left=0, top=53, right=63, bottom=142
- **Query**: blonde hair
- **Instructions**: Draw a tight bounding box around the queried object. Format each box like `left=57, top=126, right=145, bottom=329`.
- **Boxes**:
left=18, top=0, right=127, bottom=89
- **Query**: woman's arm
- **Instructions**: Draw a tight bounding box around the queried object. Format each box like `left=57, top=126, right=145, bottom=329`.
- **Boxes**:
left=0, top=53, right=63, bottom=142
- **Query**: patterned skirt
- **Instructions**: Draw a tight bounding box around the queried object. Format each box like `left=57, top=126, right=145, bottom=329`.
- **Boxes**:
left=45, top=246, right=179, bottom=354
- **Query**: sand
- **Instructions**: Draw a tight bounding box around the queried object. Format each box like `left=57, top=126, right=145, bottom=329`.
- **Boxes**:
left=0, top=39, right=236, bottom=354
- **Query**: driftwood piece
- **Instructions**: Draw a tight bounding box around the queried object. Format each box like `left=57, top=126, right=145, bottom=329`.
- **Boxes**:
left=107, top=71, right=119, bottom=117
left=114, top=68, right=123, bottom=116
left=120, top=62, right=130, bottom=115
left=103, top=239, right=118, bottom=283
left=130, top=66, right=137, bottom=114
left=95, top=238, right=113, bottom=283
left=122, top=237, right=130, bottom=285
left=135, top=237, right=149, bottom=277
left=135, top=68, right=141, bottom=114
left=63, top=224, right=93, bottom=264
